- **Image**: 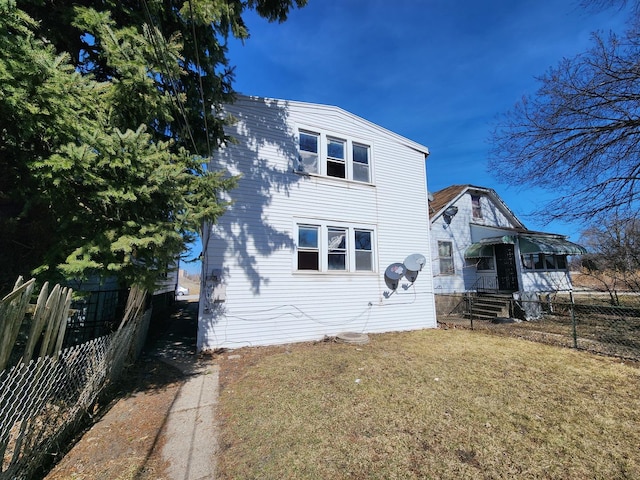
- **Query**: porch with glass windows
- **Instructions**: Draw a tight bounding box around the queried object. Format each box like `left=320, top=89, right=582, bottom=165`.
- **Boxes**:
left=464, top=233, right=587, bottom=294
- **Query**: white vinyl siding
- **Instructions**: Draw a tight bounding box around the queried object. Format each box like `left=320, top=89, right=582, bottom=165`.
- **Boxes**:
left=431, top=191, right=526, bottom=294
left=198, top=96, right=436, bottom=350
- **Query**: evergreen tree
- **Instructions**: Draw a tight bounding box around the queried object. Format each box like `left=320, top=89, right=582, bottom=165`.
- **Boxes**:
left=0, top=0, right=306, bottom=291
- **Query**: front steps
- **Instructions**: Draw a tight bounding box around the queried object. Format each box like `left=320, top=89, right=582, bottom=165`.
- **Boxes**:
left=465, top=293, right=512, bottom=320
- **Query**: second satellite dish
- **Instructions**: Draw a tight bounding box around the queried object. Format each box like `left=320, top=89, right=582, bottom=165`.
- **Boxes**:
left=403, top=253, right=426, bottom=283
left=404, top=253, right=426, bottom=272
left=384, top=263, right=405, bottom=290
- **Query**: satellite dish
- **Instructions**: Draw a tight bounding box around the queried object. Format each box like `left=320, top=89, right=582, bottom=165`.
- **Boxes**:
left=404, top=253, right=426, bottom=272
left=384, top=263, right=405, bottom=290
left=403, top=253, right=426, bottom=283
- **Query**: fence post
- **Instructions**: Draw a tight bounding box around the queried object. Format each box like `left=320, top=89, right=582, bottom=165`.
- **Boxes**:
left=468, top=292, right=474, bottom=330
left=570, top=290, right=578, bottom=349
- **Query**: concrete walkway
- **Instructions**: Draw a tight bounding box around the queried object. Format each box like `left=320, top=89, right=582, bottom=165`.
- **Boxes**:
left=160, top=363, right=219, bottom=479
left=44, top=299, right=219, bottom=480
left=151, top=300, right=219, bottom=480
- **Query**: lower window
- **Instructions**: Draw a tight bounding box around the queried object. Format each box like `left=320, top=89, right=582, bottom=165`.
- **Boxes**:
left=328, top=227, right=347, bottom=270
left=476, top=256, right=495, bottom=271
left=354, top=229, right=373, bottom=270
left=297, top=223, right=375, bottom=272
left=297, top=225, right=319, bottom=270
left=521, top=253, right=568, bottom=271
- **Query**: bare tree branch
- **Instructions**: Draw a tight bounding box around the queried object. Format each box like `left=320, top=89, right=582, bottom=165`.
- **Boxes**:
left=577, top=213, right=640, bottom=303
left=490, top=11, right=640, bottom=222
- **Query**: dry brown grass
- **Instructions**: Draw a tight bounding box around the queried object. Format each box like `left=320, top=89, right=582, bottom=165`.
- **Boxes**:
left=216, top=329, right=640, bottom=480
left=557, top=291, right=640, bottom=308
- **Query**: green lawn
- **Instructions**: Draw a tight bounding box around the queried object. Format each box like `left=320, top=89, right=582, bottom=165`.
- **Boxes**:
left=216, top=329, right=640, bottom=479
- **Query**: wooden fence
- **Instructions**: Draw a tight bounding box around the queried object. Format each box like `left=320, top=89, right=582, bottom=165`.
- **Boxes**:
left=0, top=277, right=73, bottom=372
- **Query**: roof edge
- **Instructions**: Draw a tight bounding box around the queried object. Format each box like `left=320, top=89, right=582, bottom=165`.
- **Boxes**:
left=429, top=184, right=526, bottom=229
left=232, top=94, right=430, bottom=156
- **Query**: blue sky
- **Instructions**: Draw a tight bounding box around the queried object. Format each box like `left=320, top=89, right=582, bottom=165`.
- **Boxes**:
left=184, top=0, right=630, bottom=272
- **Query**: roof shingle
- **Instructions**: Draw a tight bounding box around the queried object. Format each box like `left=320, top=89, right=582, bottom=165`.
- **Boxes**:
left=429, top=184, right=467, bottom=215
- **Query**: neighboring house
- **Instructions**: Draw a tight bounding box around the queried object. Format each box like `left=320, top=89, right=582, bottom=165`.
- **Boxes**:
left=429, top=185, right=586, bottom=296
left=153, top=263, right=180, bottom=297
left=197, top=95, right=437, bottom=351
left=63, top=264, right=178, bottom=346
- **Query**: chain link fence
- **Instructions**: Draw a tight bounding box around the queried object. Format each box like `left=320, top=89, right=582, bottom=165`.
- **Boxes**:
left=1, top=292, right=151, bottom=479
left=436, top=293, right=640, bottom=361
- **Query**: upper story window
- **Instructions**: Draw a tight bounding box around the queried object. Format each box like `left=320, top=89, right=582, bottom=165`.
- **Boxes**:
left=438, top=240, right=454, bottom=275
left=471, top=194, right=483, bottom=219
left=299, top=131, right=319, bottom=174
left=327, top=138, right=346, bottom=178
left=296, top=222, right=376, bottom=273
left=352, top=143, right=370, bottom=182
left=297, top=129, right=372, bottom=183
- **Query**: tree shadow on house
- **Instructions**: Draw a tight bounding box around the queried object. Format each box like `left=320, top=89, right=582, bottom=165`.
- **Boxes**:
left=204, top=97, right=301, bottom=295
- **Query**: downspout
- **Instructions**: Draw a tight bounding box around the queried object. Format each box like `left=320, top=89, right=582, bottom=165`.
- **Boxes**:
left=510, top=236, right=527, bottom=318
left=513, top=235, right=524, bottom=295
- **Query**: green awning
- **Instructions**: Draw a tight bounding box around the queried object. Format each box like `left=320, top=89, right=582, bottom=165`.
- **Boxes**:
left=518, top=235, right=587, bottom=255
left=464, top=235, right=514, bottom=258
left=464, top=234, right=586, bottom=258
left=464, top=243, right=495, bottom=258
left=478, top=235, right=516, bottom=245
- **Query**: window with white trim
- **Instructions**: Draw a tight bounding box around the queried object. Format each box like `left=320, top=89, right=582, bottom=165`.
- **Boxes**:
left=471, top=194, right=483, bottom=219
left=327, top=227, right=347, bottom=270
left=354, top=229, right=373, bottom=270
left=296, top=223, right=375, bottom=272
left=327, top=138, right=346, bottom=178
left=438, top=241, right=454, bottom=275
left=296, top=129, right=372, bottom=183
left=297, top=225, right=319, bottom=270
left=298, top=131, right=319, bottom=174
left=352, top=143, right=370, bottom=182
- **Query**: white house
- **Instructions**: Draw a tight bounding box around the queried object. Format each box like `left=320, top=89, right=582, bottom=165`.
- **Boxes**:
left=197, top=96, right=437, bottom=351
left=429, top=185, right=586, bottom=296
